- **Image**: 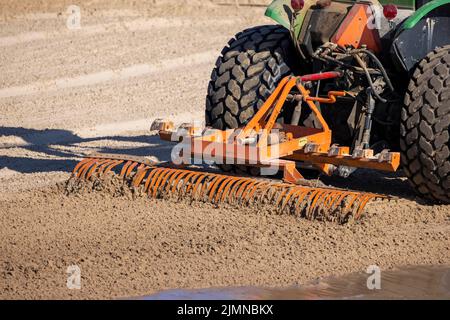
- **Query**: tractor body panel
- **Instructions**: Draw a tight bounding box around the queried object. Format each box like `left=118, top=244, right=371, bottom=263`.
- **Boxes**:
left=401, top=0, right=450, bottom=30
left=265, top=0, right=416, bottom=31
left=392, top=0, right=450, bottom=71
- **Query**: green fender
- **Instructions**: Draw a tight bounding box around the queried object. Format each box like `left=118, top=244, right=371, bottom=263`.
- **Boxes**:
left=401, top=0, right=450, bottom=30
left=264, top=0, right=315, bottom=37
left=265, top=0, right=291, bottom=29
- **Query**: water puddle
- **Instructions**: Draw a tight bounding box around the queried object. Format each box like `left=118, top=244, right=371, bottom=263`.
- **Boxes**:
left=141, top=265, right=450, bottom=300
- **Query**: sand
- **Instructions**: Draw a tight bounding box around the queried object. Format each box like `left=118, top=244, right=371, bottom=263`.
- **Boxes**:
left=0, top=0, right=449, bottom=299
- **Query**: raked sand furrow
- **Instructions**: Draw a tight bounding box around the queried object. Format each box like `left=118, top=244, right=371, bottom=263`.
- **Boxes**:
left=0, top=50, right=217, bottom=99
left=0, top=17, right=237, bottom=47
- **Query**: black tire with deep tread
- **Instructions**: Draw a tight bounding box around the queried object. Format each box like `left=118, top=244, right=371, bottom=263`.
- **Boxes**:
left=401, top=45, right=450, bottom=203
left=205, top=25, right=299, bottom=130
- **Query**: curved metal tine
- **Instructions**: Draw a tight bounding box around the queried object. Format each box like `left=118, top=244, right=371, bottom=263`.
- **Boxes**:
left=274, top=186, right=292, bottom=207
left=72, top=158, right=93, bottom=175
left=103, top=160, right=124, bottom=175
left=172, top=171, right=196, bottom=194
left=147, top=168, right=168, bottom=197
left=132, top=167, right=150, bottom=187
left=158, top=169, right=181, bottom=194
left=124, top=161, right=140, bottom=178
left=144, top=167, right=164, bottom=192
left=295, top=189, right=314, bottom=216
left=207, top=175, right=230, bottom=202
left=244, top=181, right=271, bottom=203
left=198, top=174, right=220, bottom=201
left=120, top=161, right=132, bottom=178
left=186, top=172, right=206, bottom=193
left=327, top=192, right=348, bottom=211
left=86, top=159, right=110, bottom=180
left=321, top=191, right=338, bottom=209
left=308, top=190, right=330, bottom=217
left=258, top=183, right=282, bottom=204
left=152, top=169, right=176, bottom=198
left=76, top=159, right=98, bottom=179
left=191, top=173, right=210, bottom=200
left=97, top=159, right=115, bottom=175
left=343, top=193, right=359, bottom=213
left=235, top=179, right=257, bottom=203
left=301, top=189, right=320, bottom=219
left=181, top=171, right=202, bottom=195
left=354, top=195, right=374, bottom=220
left=281, top=188, right=305, bottom=213
left=240, top=179, right=263, bottom=200
left=304, top=190, right=322, bottom=218
left=218, top=177, right=241, bottom=203
left=279, top=187, right=300, bottom=212
left=164, top=169, right=184, bottom=193
left=227, top=178, right=251, bottom=204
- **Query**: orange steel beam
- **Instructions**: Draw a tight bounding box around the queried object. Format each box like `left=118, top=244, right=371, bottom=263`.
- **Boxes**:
left=286, top=151, right=401, bottom=172
left=155, top=73, right=401, bottom=178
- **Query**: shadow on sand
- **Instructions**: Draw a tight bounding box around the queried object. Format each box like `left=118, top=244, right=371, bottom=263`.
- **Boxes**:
left=0, top=126, right=416, bottom=200
left=0, top=126, right=173, bottom=174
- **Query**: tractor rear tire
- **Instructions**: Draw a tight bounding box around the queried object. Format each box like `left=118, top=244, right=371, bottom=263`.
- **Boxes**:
left=205, top=25, right=300, bottom=173
left=401, top=45, right=450, bottom=203
left=206, top=24, right=300, bottom=130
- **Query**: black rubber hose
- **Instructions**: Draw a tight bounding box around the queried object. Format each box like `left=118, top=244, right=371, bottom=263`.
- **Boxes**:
left=353, top=54, right=387, bottom=103
left=358, top=49, right=395, bottom=92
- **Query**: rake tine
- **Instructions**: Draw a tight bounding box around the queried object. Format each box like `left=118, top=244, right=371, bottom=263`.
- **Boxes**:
left=295, top=189, right=313, bottom=216
left=218, top=176, right=241, bottom=203
left=190, top=173, right=208, bottom=198
left=72, top=158, right=93, bottom=175
left=97, top=160, right=115, bottom=175
left=165, top=170, right=184, bottom=192
left=200, top=174, right=221, bottom=201
left=132, top=167, right=150, bottom=187
left=212, top=176, right=234, bottom=203
left=76, top=159, right=97, bottom=179
left=173, top=171, right=195, bottom=193
left=120, top=161, right=132, bottom=178
left=236, top=179, right=258, bottom=202
left=343, top=193, right=359, bottom=212
left=308, top=190, right=327, bottom=218
left=327, top=192, right=347, bottom=211
left=244, top=181, right=271, bottom=203
left=147, top=168, right=167, bottom=197
left=303, top=189, right=320, bottom=219
left=158, top=169, right=179, bottom=193
left=151, top=169, right=174, bottom=197
left=275, top=187, right=292, bottom=207
left=227, top=178, right=250, bottom=203
left=124, top=161, right=140, bottom=178
left=354, top=194, right=374, bottom=220
left=103, top=160, right=124, bottom=175
left=279, top=187, right=300, bottom=212
left=71, top=155, right=386, bottom=222
left=207, top=175, right=229, bottom=201
left=149, top=168, right=168, bottom=197
left=86, top=159, right=110, bottom=180
left=285, top=189, right=307, bottom=213
left=144, top=167, right=164, bottom=193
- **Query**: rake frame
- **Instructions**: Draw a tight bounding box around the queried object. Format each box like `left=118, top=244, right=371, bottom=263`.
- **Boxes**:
left=153, top=73, right=400, bottom=184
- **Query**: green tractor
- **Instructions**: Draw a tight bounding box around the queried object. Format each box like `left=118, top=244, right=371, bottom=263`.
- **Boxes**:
left=206, top=0, right=450, bottom=203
